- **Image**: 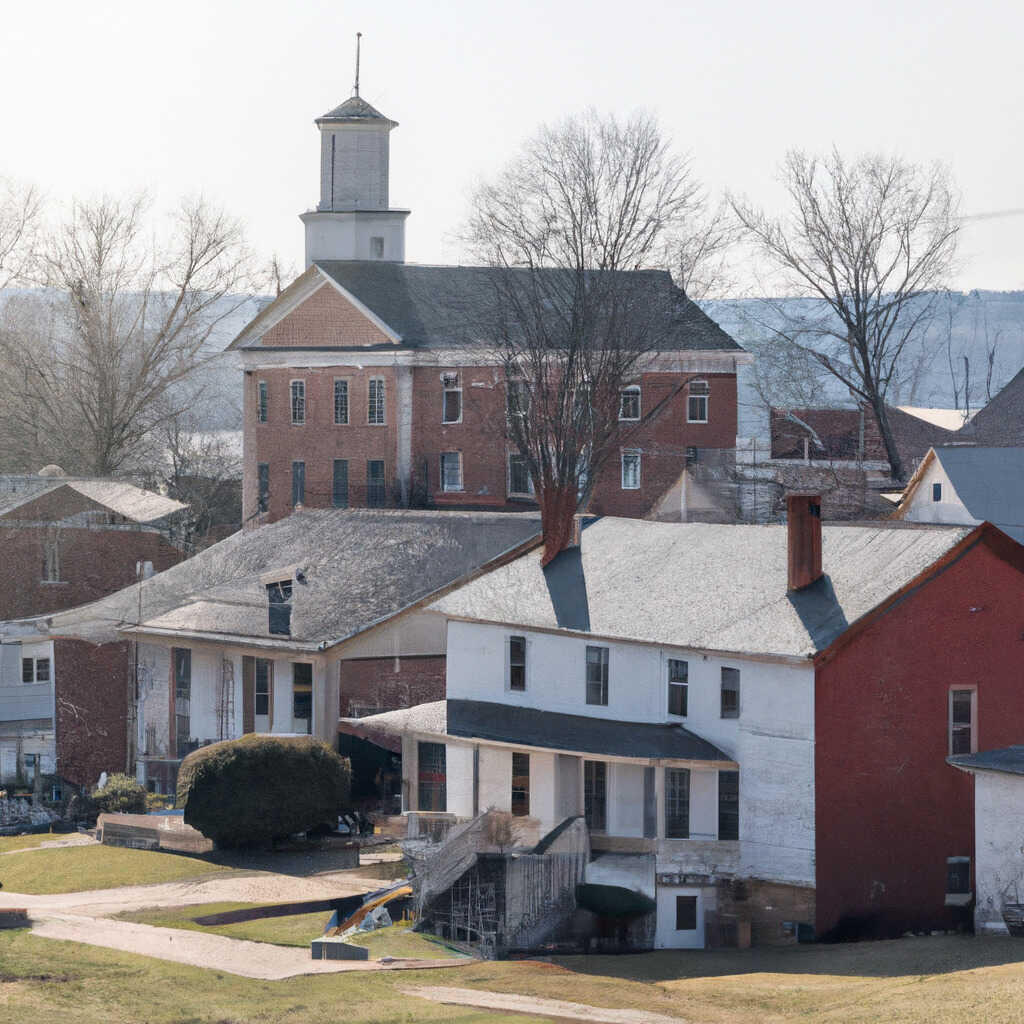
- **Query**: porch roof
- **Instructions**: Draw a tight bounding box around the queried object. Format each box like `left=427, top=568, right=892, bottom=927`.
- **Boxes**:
left=948, top=745, right=1024, bottom=777
left=341, top=698, right=735, bottom=764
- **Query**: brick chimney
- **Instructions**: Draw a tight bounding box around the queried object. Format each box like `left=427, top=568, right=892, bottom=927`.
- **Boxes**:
left=787, top=493, right=823, bottom=591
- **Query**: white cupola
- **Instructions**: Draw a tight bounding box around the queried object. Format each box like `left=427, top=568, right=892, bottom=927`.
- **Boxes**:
left=300, top=42, right=409, bottom=266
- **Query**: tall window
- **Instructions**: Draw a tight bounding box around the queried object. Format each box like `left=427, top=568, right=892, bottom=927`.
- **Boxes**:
left=42, top=537, right=60, bottom=582
left=665, top=767, right=690, bottom=838
left=668, top=659, right=688, bottom=717
left=508, top=635, right=526, bottom=691
left=506, top=377, right=529, bottom=420
left=290, top=379, right=306, bottom=424
left=440, top=452, right=463, bottom=492
left=932, top=482, right=942, bottom=502
left=257, top=380, right=268, bottom=423
left=291, top=461, right=305, bottom=507
left=721, top=667, right=740, bottom=719
left=585, top=645, right=609, bottom=706
left=292, top=663, right=313, bottom=734
left=334, top=379, right=349, bottom=425
left=621, top=450, right=641, bottom=489
left=619, top=385, right=641, bottom=421
left=332, top=459, right=349, bottom=508
left=718, top=770, right=739, bottom=840
left=368, top=378, right=386, bottom=425
left=511, top=752, right=530, bottom=816
left=267, top=580, right=293, bottom=636
left=442, top=372, right=462, bottom=423
left=254, top=658, right=272, bottom=729
left=174, top=648, right=191, bottom=758
left=417, top=742, right=447, bottom=812
left=257, top=463, right=270, bottom=513
left=950, top=688, right=976, bottom=755
left=366, top=460, right=386, bottom=506
left=687, top=379, right=709, bottom=423
left=584, top=760, right=607, bottom=831
left=508, top=453, right=535, bottom=497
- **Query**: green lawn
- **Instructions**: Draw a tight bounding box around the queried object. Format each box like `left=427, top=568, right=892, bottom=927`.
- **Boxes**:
left=115, top=903, right=463, bottom=959
left=0, top=843, right=236, bottom=894
left=5, top=929, right=1024, bottom=1023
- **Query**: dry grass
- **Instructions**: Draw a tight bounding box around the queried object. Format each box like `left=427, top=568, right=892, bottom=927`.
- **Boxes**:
left=0, top=831, right=64, bottom=853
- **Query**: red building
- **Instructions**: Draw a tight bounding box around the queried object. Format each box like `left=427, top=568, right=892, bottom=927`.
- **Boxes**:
left=229, top=92, right=747, bottom=526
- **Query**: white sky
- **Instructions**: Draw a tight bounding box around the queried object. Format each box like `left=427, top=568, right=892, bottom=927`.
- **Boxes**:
left=2, top=0, right=1022, bottom=291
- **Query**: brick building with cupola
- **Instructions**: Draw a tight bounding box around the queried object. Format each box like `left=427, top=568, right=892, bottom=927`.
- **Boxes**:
left=229, top=85, right=749, bottom=525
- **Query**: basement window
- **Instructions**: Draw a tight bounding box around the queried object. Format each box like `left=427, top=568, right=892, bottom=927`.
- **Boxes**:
left=946, top=856, right=971, bottom=905
left=267, top=579, right=293, bottom=636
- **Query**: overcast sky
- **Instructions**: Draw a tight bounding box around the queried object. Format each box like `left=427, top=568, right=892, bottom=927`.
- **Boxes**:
left=2, top=0, right=1021, bottom=291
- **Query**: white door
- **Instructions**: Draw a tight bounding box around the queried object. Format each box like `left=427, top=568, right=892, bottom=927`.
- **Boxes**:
left=655, top=887, right=705, bottom=949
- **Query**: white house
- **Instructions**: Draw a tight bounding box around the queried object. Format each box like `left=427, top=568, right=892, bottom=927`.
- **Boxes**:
left=895, top=446, right=1024, bottom=542
left=948, top=746, right=1024, bottom=935
left=0, top=633, right=56, bottom=787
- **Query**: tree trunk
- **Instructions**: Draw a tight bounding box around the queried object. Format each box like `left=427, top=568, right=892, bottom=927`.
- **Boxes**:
left=539, top=484, right=579, bottom=566
left=872, top=401, right=906, bottom=483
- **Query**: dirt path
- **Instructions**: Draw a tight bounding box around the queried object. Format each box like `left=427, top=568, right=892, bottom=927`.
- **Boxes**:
left=406, top=986, right=692, bottom=1023
left=30, top=912, right=470, bottom=980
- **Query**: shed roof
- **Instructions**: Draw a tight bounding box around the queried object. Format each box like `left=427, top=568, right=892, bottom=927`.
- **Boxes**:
left=430, top=518, right=975, bottom=660
left=948, top=746, right=1024, bottom=777
left=233, top=261, right=743, bottom=355
left=345, top=698, right=735, bottom=763
left=21, top=508, right=540, bottom=646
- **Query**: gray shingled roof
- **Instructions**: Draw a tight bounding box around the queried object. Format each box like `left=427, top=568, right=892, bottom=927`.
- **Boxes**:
left=23, top=508, right=540, bottom=646
left=430, top=518, right=974, bottom=660
left=317, top=95, right=394, bottom=124
left=948, top=745, right=1024, bottom=777
left=300, top=262, right=744, bottom=353
left=0, top=477, right=186, bottom=523
left=957, top=366, right=1024, bottom=447
left=345, top=698, right=735, bottom=763
left=932, top=446, right=1024, bottom=543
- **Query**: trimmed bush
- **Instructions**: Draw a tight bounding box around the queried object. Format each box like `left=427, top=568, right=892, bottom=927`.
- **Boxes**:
left=177, top=735, right=351, bottom=847
left=93, top=773, right=148, bottom=815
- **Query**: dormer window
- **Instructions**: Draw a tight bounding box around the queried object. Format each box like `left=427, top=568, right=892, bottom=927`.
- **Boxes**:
left=267, top=579, right=293, bottom=636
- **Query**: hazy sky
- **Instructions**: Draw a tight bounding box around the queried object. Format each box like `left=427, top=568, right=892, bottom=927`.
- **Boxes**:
left=2, top=0, right=1022, bottom=291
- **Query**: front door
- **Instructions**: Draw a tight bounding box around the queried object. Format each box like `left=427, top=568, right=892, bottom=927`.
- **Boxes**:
left=655, top=887, right=705, bottom=949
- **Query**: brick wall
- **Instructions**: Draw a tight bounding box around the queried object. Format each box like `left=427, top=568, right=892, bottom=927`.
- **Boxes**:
left=262, top=282, right=393, bottom=348
left=0, top=525, right=183, bottom=620
left=54, top=638, right=130, bottom=788
left=716, top=878, right=816, bottom=946
left=338, top=655, right=446, bottom=718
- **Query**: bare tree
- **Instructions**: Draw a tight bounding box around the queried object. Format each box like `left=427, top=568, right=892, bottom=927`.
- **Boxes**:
left=467, top=111, right=712, bottom=562
left=0, top=176, right=42, bottom=289
left=730, top=149, right=960, bottom=481
left=0, top=194, right=258, bottom=475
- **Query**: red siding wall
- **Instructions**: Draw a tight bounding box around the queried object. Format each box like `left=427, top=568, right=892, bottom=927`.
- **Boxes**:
left=338, top=655, right=446, bottom=718
left=0, top=525, right=183, bottom=620
left=814, top=531, right=1024, bottom=938
left=54, top=639, right=130, bottom=788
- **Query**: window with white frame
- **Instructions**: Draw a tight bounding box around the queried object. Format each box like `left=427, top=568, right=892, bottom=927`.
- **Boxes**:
left=508, top=453, right=534, bottom=497
left=368, top=378, right=386, bottom=424
left=668, top=658, right=688, bottom=716
left=442, top=372, right=462, bottom=423
left=21, top=656, right=50, bottom=684
left=508, top=635, right=526, bottom=691
left=621, top=449, right=641, bottom=489
left=440, top=452, right=463, bottom=492
left=257, top=380, right=268, bottom=423
left=949, top=688, right=976, bottom=755
left=290, top=379, right=306, bottom=424
left=687, top=379, right=709, bottom=423
left=334, top=379, right=349, bottom=424
left=619, top=385, right=641, bottom=420
left=585, top=645, right=609, bottom=706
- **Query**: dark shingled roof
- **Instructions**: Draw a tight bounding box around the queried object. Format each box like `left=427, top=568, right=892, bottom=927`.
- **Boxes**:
left=931, top=446, right=1024, bottom=542
left=313, top=261, right=744, bottom=353
left=957, top=366, right=1024, bottom=447
left=317, top=95, right=394, bottom=124
left=346, top=698, right=734, bottom=763
left=948, top=745, right=1024, bottom=777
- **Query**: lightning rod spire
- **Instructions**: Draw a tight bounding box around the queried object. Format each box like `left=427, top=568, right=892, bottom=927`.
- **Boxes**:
left=353, top=32, right=362, bottom=97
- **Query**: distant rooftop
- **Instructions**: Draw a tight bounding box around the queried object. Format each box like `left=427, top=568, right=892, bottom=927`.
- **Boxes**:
left=0, top=476, right=187, bottom=524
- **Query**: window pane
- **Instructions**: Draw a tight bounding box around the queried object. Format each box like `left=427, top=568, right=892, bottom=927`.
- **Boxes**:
left=441, top=452, right=462, bottom=491
left=584, top=760, right=606, bottom=831
left=509, top=454, right=533, bottom=495
left=334, top=380, right=349, bottom=424
left=668, top=683, right=688, bottom=717
left=718, top=770, right=739, bottom=840
left=511, top=751, right=530, bottom=816
left=257, top=381, right=268, bottom=422
left=622, top=452, right=640, bottom=489
left=586, top=646, right=608, bottom=705
left=946, top=858, right=970, bottom=894
left=291, top=461, right=305, bottom=506
left=668, top=659, right=688, bottom=682
left=292, top=663, right=313, bottom=732
left=35, top=658, right=50, bottom=683
left=675, top=895, right=698, bottom=930
left=665, top=768, right=690, bottom=838
left=257, top=464, right=270, bottom=513
left=255, top=659, right=271, bottom=717
left=443, top=387, right=461, bottom=423
left=721, top=667, right=740, bottom=718
left=21, top=659, right=33, bottom=683
left=332, top=459, right=349, bottom=508
left=509, top=635, right=526, bottom=691
left=620, top=388, right=640, bottom=419
left=267, top=580, right=293, bottom=636
left=418, top=742, right=447, bottom=812
left=290, top=380, right=305, bottom=424
left=367, top=460, right=386, bottom=506
left=368, top=379, right=385, bottom=424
